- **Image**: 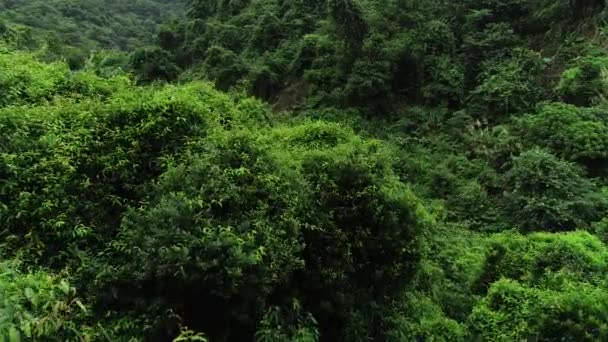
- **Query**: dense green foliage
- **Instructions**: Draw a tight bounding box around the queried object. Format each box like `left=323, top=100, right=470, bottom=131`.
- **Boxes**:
left=0, top=47, right=426, bottom=340
left=3, top=0, right=608, bottom=340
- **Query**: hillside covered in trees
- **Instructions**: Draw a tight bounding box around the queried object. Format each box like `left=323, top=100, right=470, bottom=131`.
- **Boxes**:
left=2, top=0, right=608, bottom=341
left=0, top=0, right=182, bottom=68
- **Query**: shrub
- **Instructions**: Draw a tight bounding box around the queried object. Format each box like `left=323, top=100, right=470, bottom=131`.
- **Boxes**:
left=467, top=49, right=544, bottom=120
left=556, top=56, right=608, bottom=106
left=95, top=121, right=428, bottom=340
left=130, top=46, right=181, bottom=83
left=202, top=45, right=247, bottom=90
left=0, top=49, right=68, bottom=107
left=0, top=82, right=253, bottom=267
left=593, top=217, right=608, bottom=243
left=501, top=149, right=606, bottom=231
left=0, top=260, right=89, bottom=341
left=295, top=135, right=425, bottom=339
left=102, top=129, right=306, bottom=340
left=474, top=231, right=608, bottom=292
left=516, top=102, right=608, bottom=165
left=386, top=293, right=466, bottom=341
left=469, top=278, right=608, bottom=341
left=255, top=300, right=320, bottom=342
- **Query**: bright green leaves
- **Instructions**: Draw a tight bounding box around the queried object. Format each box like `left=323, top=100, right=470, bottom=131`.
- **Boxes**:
left=0, top=47, right=429, bottom=341
left=470, top=231, right=608, bottom=340
left=0, top=50, right=68, bottom=107
left=475, top=231, right=608, bottom=290
left=0, top=261, right=88, bottom=341
left=469, top=278, right=608, bottom=341
left=555, top=56, right=608, bottom=106
left=109, top=129, right=306, bottom=295
left=0, top=49, right=132, bottom=108
left=0, top=78, right=262, bottom=267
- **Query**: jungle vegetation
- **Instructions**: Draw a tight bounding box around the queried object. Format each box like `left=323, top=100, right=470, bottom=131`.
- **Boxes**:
left=0, top=0, right=182, bottom=68
left=2, top=0, right=608, bottom=341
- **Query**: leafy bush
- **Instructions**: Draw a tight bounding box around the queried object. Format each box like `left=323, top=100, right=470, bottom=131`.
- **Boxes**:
left=94, top=121, right=427, bottom=340
left=516, top=102, right=608, bottom=176
left=0, top=80, right=252, bottom=267
left=467, top=48, right=544, bottom=120
left=593, top=217, right=608, bottom=243
left=101, top=129, right=307, bottom=339
left=293, top=131, right=425, bottom=339
left=255, top=300, right=320, bottom=342
left=474, top=231, right=608, bottom=292
left=386, top=293, right=466, bottom=341
left=0, top=49, right=68, bottom=107
left=462, top=22, right=520, bottom=89
left=130, top=47, right=181, bottom=83
left=556, top=56, right=608, bottom=106
left=470, top=231, right=608, bottom=339
left=469, top=278, right=608, bottom=341
left=501, top=149, right=606, bottom=231
left=0, top=260, right=88, bottom=341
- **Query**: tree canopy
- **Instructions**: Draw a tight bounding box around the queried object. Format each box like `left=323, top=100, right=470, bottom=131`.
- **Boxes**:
left=2, top=0, right=608, bottom=340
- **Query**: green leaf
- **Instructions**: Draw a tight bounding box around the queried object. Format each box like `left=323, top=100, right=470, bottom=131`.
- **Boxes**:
left=8, top=326, right=21, bottom=342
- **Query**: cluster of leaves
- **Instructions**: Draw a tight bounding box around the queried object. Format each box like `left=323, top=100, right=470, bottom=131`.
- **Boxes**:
left=469, top=231, right=608, bottom=341
left=0, top=260, right=90, bottom=341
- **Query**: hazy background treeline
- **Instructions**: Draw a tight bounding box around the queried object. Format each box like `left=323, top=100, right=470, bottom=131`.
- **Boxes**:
left=0, top=0, right=182, bottom=68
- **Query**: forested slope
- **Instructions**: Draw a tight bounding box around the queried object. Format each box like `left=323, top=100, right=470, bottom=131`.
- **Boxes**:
left=0, top=0, right=182, bottom=68
left=2, top=0, right=608, bottom=341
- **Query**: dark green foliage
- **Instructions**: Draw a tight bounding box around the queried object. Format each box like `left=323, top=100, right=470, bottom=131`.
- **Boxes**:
left=256, top=300, right=320, bottom=342
left=467, top=48, right=544, bottom=120
left=201, top=45, right=247, bottom=90
left=294, top=135, right=424, bottom=339
left=593, top=218, right=608, bottom=243
left=0, top=80, right=217, bottom=267
left=516, top=102, right=608, bottom=175
left=556, top=56, right=608, bottom=106
left=94, top=121, right=427, bottom=341
left=141, top=0, right=576, bottom=117
left=328, top=0, right=368, bottom=51
left=501, top=149, right=606, bottom=231
left=0, top=47, right=430, bottom=339
left=103, top=130, right=306, bottom=339
left=130, top=47, right=181, bottom=83
left=570, top=0, right=606, bottom=18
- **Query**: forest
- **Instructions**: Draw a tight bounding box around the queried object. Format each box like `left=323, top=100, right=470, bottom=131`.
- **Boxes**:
left=2, top=0, right=608, bottom=341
